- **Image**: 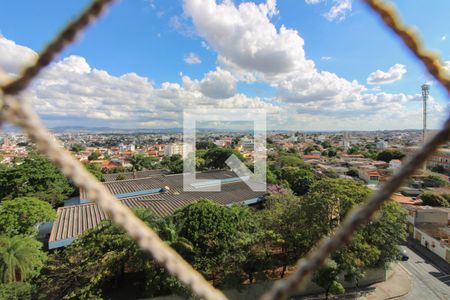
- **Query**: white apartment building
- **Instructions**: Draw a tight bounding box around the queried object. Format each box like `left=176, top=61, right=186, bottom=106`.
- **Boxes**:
left=164, top=143, right=183, bottom=156
left=375, top=140, right=388, bottom=150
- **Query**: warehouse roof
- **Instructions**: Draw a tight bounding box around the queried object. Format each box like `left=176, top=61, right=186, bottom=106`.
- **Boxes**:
left=102, top=169, right=168, bottom=182
left=50, top=170, right=266, bottom=249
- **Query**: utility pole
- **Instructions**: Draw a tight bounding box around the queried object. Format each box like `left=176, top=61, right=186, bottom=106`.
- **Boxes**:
left=421, top=83, right=429, bottom=171
left=421, top=83, right=429, bottom=144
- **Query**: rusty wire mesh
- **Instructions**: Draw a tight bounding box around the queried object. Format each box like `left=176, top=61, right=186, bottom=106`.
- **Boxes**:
left=0, top=0, right=449, bottom=300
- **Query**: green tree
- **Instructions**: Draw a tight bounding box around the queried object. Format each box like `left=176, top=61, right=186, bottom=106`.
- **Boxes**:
left=266, top=168, right=279, bottom=184
left=321, top=141, right=331, bottom=149
left=104, top=166, right=132, bottom=174
left=0, top=282, right=33, bottom=300
left=87, top=150, right=101, bottom=161
left=279, top=167, right=315, bottom=196
left=161, top=154, right=184, bottom=173
left=70, top=144, right=85, bottom=154
left=327, top=148, right=337, bottom=157
left=313, top=259, right=345, bottom=300
left=422, top=175, right=448, bottom=188
left=302, top=178, right=371, bottom=244
left=0, top=236, right=46, bottom=284
left=0, top=197, right=55, bottom=237
left=172, top=199, right=253, bottom=286
left=0, top=153, right=74, bottom=207
left=36, top=209, right=180, bottom=300
left=141, top=156, right=161, bottom=170
left=431, top=165, right=447, bottom=174
left=258, top=193, right=310, bottom=277
left=346, top=168, right=359, bottom=177
left=347, top=146, right=360, bottom=154
left=83, top=163, right=104, bottom=182
left=203, top=148, right=245, bottom=170
left=271, top=153, right=311, bottom=171
left=421, top=192, right=450, bottom=207
left=221, top=204, right=275, bottom=285
left=323, top=169, right=339, bottom=179
left=363, top=149, right=378, bottom=160
left=304, top=144, right=321, bottom=154
left=195, top=150, right=207, bottom=171
left=196, top=141, right=218, bottom=150
left=157, top=219, right=193, bottom=256
left=361, top=201, right=407, bottom=268
left=376, top=150, right=404, bottom=163
left=303, top=179, right=406, bottom=288
left=126, top=154, right=145, bottom=171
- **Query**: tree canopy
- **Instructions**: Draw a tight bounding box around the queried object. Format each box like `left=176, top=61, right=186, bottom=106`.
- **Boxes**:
left=313, top=259, right=344, bottom=300
left=0, top=236, right=46, bottom=284
left=161, top=154, right=184, bottom=173
left=422, top=175, right=448, bottom=188
left=169, top=199, right=272, bottom=286
left=376, top=150, right=404, bottom=163
left=270, top=153, right=311, bottom=171
left=0, top=154, right=74, bottom=207
left=83, top=163, right=104, bottom=182
left=421, top=192, right=450, bottom=207
left=87, top=150, right=101, bottom=161
left=196, top=141, right=218, bottom=150
left=279, top=167, right=315, bottom=196
left=302, top=178, right=406, bottom=295
left=304, top=145, right=321, bottom=154
left=0, top=197, right=55, bottom=237
left=172, top=199, right=250, bottom=285
left=70, top=144, right=85, bottom=154
left=258, top=193, right=309, bottom=277
left=126, top=154, right=160, bottom=171
left=36, top=209, right=189, bottom=299
left=203, top=148, right=245, bottom=170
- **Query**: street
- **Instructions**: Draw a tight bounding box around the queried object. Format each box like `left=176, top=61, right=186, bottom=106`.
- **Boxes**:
left=399, top=245, right=450, bottom=300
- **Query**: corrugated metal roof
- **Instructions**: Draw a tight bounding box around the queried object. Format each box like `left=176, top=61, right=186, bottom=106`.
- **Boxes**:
left=81, top=170, right=240, bottom=199
left=103, top=169, right=167, bottom=182
left=51, top=170, right=266, bottom=246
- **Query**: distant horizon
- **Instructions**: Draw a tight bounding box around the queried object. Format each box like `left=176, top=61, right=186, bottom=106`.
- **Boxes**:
left=0, top=124, right=443, bottom=135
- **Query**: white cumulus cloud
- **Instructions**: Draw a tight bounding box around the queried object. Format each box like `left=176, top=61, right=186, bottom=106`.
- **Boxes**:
left=367, top=64, right=407, bottom=85
left=304, top=0, right=352, bottom=22
left=0, top=36, right=37, bottom=75
left=184, top=52, right=202, bottom=64
left=0, top=36, right=276, bottom=128
left=323, top=0, right=352, bottom=22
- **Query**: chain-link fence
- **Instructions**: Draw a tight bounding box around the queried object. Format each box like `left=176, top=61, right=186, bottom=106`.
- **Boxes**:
left=0, top=1, right=449, bottom=299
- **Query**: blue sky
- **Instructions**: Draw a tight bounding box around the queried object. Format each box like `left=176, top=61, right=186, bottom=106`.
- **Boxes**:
left=0, top=0, right=448, bottom=130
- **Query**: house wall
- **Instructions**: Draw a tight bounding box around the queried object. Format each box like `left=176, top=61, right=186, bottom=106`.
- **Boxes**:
left=414, top=227, right=449, bottom=262
left=416, top=211, right=447, bottom=225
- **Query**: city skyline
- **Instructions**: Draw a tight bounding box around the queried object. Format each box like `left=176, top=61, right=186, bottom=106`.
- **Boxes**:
left=0, top=0, right=449, bottom=131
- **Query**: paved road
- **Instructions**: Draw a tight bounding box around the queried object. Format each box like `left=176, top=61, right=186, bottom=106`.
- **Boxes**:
left=399, top=245, right=450, bottom=300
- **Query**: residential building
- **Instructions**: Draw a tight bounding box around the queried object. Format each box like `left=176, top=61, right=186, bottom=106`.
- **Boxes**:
left=164, top=143, right=183, bottom=156
left=389, top=159, right=402, bottom=170
left=428, top=149, right=450, bottom=171
left=359, top=168, right=380, bottom=185
left=375, top=140, right=388, bottom=150
left=404, top=205, right=450, bottom=263
left=405, top=147, right=450, bottom=172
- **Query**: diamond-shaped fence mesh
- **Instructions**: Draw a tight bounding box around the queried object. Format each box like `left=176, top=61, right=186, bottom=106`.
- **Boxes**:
left=0, top=1, right=449, bottom=300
